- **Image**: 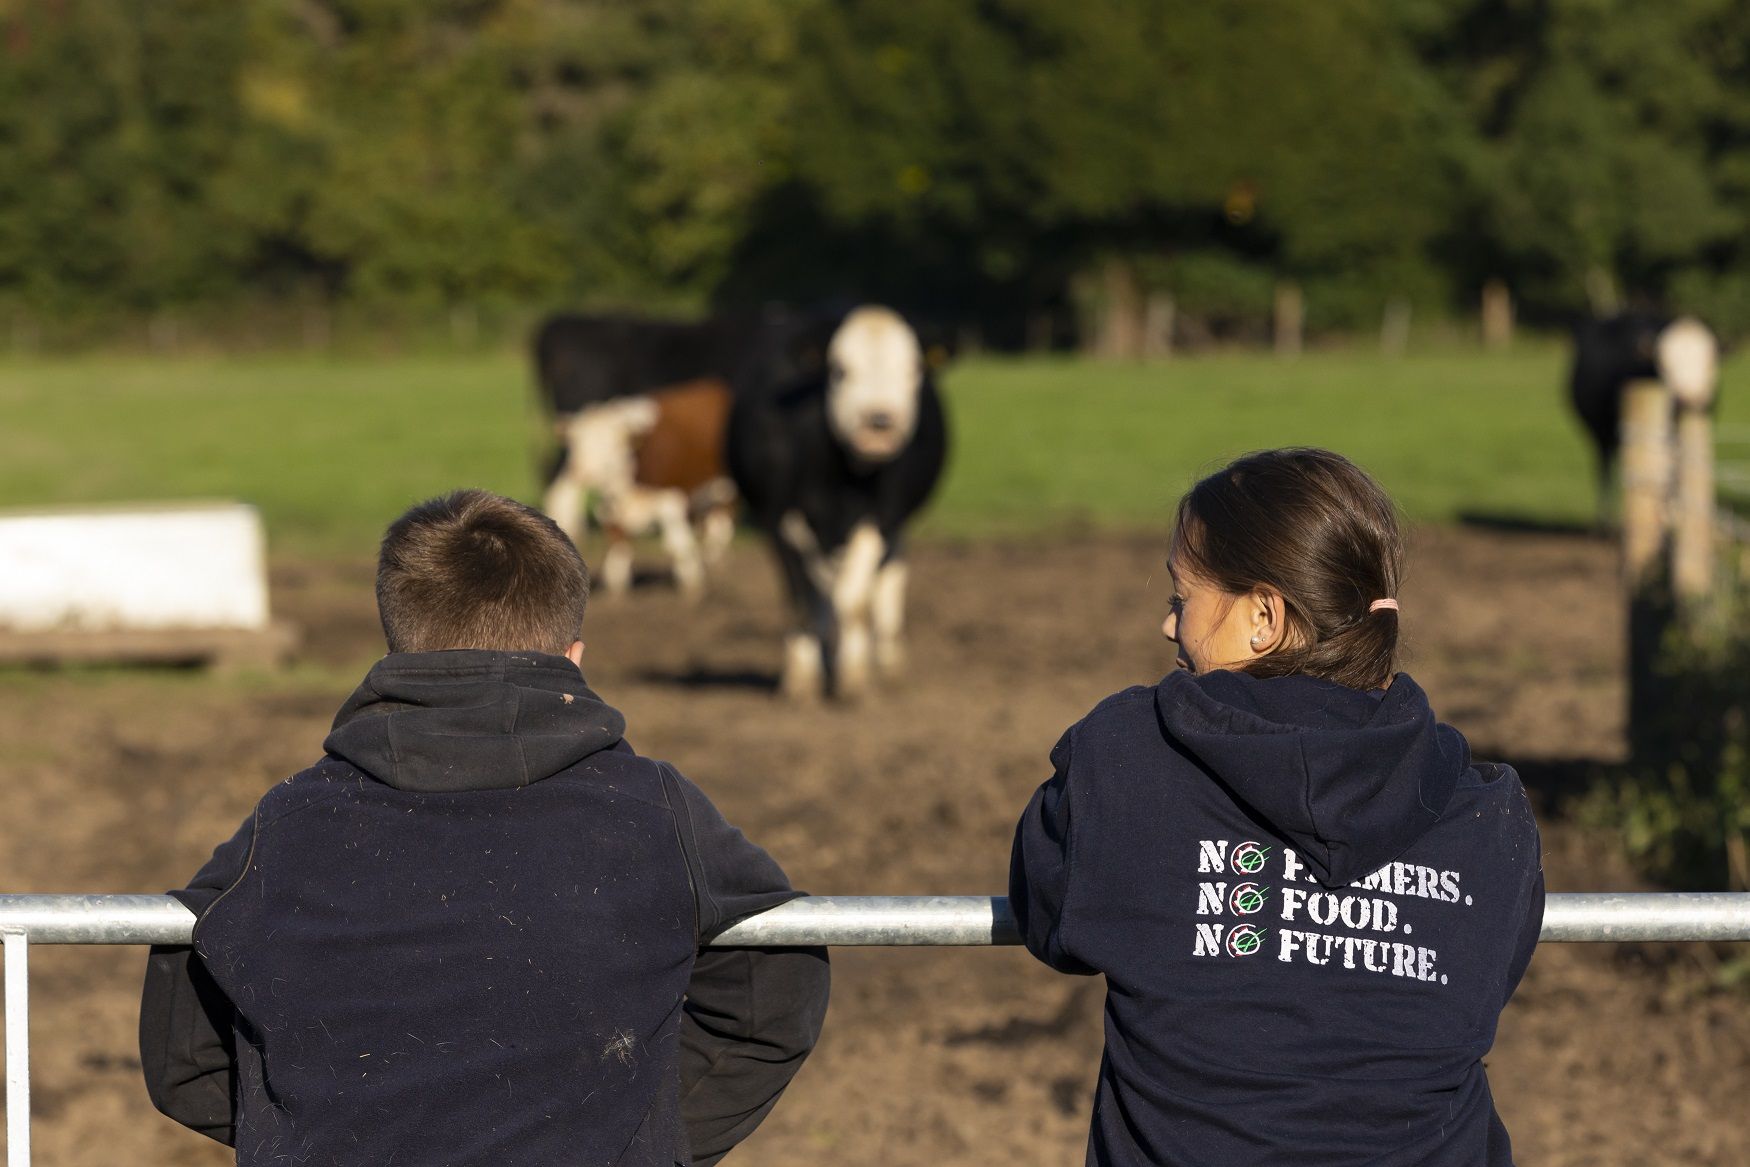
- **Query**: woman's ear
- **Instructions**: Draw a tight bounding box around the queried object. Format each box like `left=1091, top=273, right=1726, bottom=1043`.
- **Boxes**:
left=1245, top=589, right=1290, bottom=656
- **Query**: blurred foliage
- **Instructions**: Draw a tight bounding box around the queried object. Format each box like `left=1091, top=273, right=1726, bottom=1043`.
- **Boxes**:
left=6, top=0, right=1750, bottom=344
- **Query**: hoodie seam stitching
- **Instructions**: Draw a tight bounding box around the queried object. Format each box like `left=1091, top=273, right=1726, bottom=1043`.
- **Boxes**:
left=189, top=807, right=264, bottom=949
left=659, top=763, right=713, bottom=941
left=1296, top=733, right=1324, bottom=870
left=1057, top=721, right=1087, bottom=962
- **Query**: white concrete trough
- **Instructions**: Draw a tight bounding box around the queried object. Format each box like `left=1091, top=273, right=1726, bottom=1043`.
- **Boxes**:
left=0, top=501, right=295, bottom=670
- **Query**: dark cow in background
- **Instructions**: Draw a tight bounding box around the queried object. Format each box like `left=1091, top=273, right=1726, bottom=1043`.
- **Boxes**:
left=534, top=311, right=767, bottom=416
left=1569, top=313, right=1720, bottom=525
left=729, top=305, right=949, bottom=700
left=532, top=305, right=845, bottom=417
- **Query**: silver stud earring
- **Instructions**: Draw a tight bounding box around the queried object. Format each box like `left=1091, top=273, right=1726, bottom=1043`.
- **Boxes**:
left=1250, top=633, right=1266, bottom=649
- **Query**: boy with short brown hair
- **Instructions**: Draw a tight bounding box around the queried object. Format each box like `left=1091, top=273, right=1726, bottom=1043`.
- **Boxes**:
left=141, top=489, right=828, bottom=1166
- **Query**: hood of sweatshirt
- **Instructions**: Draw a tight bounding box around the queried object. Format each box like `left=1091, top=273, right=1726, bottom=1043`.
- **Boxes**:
left=322, top=650, right=627, bottom=793
left=1154, top=669, right=1468, bottom=889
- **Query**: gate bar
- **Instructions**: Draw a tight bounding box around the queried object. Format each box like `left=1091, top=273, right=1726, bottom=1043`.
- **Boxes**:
left=1, top=892, right=1748, bottom=946
left=2, top=894, right=1746, bottom=1167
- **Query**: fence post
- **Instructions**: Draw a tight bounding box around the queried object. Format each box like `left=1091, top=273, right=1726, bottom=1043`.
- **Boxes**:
left=1620, top=379, right=1674, bottom=590
left=1621, top=378, right=1675, bottom=764
left=4, top=930, right=29, bottom=1167
left=1481, top=278, right=1514, bottom=351
left=1661, top=319, right=1722, bottom=607
left=1273, top=281, right=1303, bottom=358
left=1673, top=407, right=1715, bottom=604
left=1142, top=292, right=1176, bottom=360
left=1380, top=295, right=1411, bottom=356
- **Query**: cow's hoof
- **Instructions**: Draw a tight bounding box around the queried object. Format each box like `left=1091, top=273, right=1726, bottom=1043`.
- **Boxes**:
left=779, top=672, right=823, bottom=703
left=781, top=636, right=824, bottom=702
left=833, top=676, right=870, bottom=703
left=875, top=642, right=908, bottom=682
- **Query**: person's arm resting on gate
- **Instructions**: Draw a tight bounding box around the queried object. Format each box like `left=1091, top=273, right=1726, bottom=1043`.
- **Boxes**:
left=660, top=765, right=831, bottom=1166
left=139, top=815, right=254, bottom=1145
left=1010, top=727, right=1098, bottom=976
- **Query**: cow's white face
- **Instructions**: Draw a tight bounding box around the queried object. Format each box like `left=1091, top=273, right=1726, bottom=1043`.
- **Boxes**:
left=1657, top=316, right=1719, bottom=410
left=826, top=306, right=924, bottom=463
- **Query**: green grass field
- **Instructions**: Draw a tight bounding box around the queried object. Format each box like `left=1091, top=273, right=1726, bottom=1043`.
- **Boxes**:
left=3, top=344, right=1742, bottom=556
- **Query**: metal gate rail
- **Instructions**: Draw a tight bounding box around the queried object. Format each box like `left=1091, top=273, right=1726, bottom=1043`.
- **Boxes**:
left=4, top=892, right=1749, bottom=1167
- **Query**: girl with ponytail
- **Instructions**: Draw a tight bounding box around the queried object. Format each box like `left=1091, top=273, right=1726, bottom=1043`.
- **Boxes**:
left=1012, top=448, right=1543, bottom=1167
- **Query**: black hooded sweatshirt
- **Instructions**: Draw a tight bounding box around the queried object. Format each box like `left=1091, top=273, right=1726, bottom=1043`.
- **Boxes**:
left=140, top=650, right=829, bottom=1167
left=1011, top=670, right=1543, bottom=1167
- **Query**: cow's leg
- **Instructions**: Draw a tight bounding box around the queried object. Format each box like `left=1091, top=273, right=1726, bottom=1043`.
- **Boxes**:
left=783, top=630, right=824, bottom=702
left=775, top=513, right=832, bottom=701
left=1594, top=451, right=1616, bottom=534
left=655, top=489, right=706, bottom=601
left=872, top=554, right=910, bottom=681
left=699, top=483, right=736, bottom=567
left=830, top=522, right=885, bottom=699
left=601, top=524, right=634, bottom=597
left=595, top=487, right=652, bottom=599
left=541, top=433, right=587, bottom=542
left=702, top=505, right=734, bottom=565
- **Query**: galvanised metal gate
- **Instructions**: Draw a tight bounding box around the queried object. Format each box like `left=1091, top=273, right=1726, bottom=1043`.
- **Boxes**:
left=4, top=892, right=1749, bottom=1167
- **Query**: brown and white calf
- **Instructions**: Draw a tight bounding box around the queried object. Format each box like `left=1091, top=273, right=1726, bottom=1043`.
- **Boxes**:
left=543, top=379, right=736, bottom=599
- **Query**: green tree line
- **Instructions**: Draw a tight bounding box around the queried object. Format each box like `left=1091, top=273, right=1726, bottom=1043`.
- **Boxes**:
left=4, top=0, right=1750, bottom=347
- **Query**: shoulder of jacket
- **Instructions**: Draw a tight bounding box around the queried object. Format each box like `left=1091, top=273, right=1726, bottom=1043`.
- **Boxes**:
left=253, top=757, right=364, bottom=828
left=549, top=748, right=677, bottom=813
left=1073, top=684, right=1160, bottom=737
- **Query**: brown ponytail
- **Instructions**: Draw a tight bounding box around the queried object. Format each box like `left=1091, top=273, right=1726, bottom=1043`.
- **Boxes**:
left=1173, top=448, right=1402, bottom=691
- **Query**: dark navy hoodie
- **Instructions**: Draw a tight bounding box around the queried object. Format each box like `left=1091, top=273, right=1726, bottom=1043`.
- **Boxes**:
left=1011, top=670, right=1543, bottom=1167
left=140, top=650, right=829, bottom=1167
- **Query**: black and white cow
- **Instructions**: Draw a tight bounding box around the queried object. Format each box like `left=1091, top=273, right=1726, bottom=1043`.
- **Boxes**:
left=728, top=306, right=949, bottom=700
left=1569, top=313, right=1720, bottom=523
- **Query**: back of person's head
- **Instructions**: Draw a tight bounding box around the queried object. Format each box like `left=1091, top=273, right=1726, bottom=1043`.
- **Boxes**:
left=376, top=489, right=589, bottom=655
left=1173, top=448, right=1401, bottom=690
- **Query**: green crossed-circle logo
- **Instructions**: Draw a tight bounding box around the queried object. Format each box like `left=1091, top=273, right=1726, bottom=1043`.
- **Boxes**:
left=1225, top=923, right=1267, bottom=957
left=1231, top=841, right=1271, bottom=874
left=1229, top=882, right=1269, bottom=915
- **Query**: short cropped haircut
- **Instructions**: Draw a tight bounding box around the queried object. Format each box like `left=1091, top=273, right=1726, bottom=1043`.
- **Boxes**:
left=376, top=490, right=590, bottom=655
left=1173, top=448, right=1402, bottom=691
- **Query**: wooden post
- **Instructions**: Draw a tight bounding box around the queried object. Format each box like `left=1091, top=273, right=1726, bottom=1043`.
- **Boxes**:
left=1093, top=257, right=1144, bottom=359
left=1380, top=295, right=1411, bottom=356
left=1273, top=281, right=1303, bottom=358
left=1621, top=377, right=1674, bottom=766
left=1142, top=292, right=1175, bottom=359
left=1661, top=317, right=1721, bottom=607
left=1620, top=378, right=1674, bottom=590
left=1673, top=409, right=1715, bottom=604
left=1480, top=279, right=1513, bottom=351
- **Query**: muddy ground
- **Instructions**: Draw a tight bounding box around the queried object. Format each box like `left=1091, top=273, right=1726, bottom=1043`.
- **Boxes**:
left=2, top=525, right=1746, bottom=1164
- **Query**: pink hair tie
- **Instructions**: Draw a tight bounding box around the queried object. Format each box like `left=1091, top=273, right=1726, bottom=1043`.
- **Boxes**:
left=1369, top=598, right=1399, bottom=614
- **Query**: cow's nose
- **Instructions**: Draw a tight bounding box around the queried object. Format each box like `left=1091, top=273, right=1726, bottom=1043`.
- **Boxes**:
left=865, top=412, right=895, bottom=432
